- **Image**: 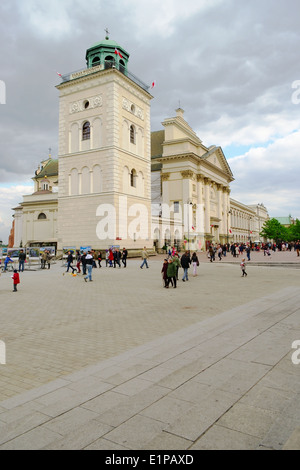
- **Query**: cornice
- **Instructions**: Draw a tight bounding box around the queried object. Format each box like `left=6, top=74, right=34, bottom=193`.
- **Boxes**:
left=56, top=67, right=153, bottom=100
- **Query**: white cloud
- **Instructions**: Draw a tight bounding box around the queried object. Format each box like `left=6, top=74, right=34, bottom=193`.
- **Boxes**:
left=229, top=130, right=300, bottom=219
left=18, top=0, right=76, bottom=37
left=0, top=185, right=33, bottom=242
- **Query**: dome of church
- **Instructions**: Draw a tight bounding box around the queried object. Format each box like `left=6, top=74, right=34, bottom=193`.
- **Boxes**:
left=85, top=36, right=129, bottom=69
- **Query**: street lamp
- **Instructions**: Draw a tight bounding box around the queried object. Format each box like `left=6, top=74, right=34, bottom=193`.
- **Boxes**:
left=186, top=199, right=193, bottom=251
left=227, top=210, right=232, bottom=244
left=248, top=216, right=252, bottom=246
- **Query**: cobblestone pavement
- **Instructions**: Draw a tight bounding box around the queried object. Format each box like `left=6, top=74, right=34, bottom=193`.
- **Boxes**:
left=0, top=252, right=299, bottom=400
left=0, top=253, right=299, bottom=449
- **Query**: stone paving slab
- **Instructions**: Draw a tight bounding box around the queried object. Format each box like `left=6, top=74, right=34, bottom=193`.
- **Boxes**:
left=0, top=282, right=299, bottom=450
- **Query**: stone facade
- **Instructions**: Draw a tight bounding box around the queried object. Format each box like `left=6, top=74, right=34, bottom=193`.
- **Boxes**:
left=11, top=38, right=269, bottom=252
left=56, top=48, right=152, bottom=251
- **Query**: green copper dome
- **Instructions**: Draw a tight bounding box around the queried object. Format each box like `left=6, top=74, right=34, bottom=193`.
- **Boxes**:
left=85, top=37, right=129, bottom=71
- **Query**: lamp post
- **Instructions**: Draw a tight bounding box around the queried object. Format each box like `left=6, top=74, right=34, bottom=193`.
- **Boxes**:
left=186, top=199, right=193, bottom=251
left=227, top=210, right=232, bottom=244
left=248, top=216, right=252, bottom=246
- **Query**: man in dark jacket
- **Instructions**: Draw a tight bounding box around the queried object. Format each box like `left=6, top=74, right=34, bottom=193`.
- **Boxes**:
left=122, top=248, right=128, bottom=267
left=18, top=249, right=26, bottom=272
left=181, top=251, right=191, bottom=282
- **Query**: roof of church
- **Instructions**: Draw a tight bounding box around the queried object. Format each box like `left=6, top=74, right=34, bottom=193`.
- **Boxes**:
left=35, top=158, right=58, bottom=179
left=274, top=216, right=293, bottom=225
left=151, top=130, right=164, bottom=159
left=90, top=39, right=121, bottom=49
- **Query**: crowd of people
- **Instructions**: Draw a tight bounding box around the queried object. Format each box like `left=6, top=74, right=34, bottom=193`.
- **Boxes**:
left=65, top=248, right=130, bottom=282
left=206, top=240, right=300, bottom=262
left=1, top=239, right=299, bottom=291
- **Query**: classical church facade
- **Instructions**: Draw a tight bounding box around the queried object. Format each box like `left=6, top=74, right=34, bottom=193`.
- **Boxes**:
left=11, top=36, right=269, bottom=252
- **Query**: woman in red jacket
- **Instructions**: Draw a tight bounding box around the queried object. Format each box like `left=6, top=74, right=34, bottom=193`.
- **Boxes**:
left=108, top=248, right=114, bottom=267
left=12, top=270, right=20, bottom=292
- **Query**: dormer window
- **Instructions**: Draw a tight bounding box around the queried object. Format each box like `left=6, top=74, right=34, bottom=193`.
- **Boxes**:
left=82, top=121, right=90, bottom=140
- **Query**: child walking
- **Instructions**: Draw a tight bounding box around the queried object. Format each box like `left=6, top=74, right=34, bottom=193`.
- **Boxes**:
left=240, top=258, right=247, bottom=277
left=12, top=269, right=20, bottom=292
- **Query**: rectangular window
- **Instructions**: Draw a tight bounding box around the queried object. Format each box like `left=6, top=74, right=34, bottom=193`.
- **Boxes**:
left=174, top=201, right=180, bottom=213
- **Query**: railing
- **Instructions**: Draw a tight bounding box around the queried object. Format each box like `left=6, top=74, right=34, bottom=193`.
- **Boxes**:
left=60, top=61, right=150, bottom=92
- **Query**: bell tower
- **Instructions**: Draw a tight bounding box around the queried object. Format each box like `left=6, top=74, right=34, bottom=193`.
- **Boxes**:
left=56, top=35, right=153, bottom=252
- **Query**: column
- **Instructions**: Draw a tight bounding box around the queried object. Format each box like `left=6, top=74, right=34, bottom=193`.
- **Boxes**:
left=196, top=174, right=205, bottom=236
left=204, top=177, right=211, bottom=234
left=216, top=184, right=223, bottom=235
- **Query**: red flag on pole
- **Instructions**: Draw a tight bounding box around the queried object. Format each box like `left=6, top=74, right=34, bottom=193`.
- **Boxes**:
left=114, top=49, right=123, bottom=59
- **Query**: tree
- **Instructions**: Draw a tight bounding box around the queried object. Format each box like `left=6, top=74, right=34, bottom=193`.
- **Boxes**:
left=287, top=219, right=300, bottom=241
left=260, top=218, right=288, bottom=243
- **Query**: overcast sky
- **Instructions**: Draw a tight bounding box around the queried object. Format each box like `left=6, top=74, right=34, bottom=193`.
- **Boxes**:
left=0, top=0, right=300, bottom=242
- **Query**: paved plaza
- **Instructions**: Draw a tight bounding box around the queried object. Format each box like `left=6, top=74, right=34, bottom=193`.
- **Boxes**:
left=0, top=250, right=299, bottom=450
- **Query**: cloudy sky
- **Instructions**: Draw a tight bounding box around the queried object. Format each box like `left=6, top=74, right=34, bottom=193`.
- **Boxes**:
left=0, top=0, right=300, bottom=242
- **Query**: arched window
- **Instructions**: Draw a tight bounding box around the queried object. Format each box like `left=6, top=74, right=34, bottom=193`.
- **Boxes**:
left=38, top=213, right=47, bottom=220
left=82, top=121, right=90, bottom=140
left=104, top=55, right=115, bottom=69
left=130, top=169, right=137, bottom=188
left=92, top=56, right=100, bottom=67
left=130, top=125, right=135, bottom=144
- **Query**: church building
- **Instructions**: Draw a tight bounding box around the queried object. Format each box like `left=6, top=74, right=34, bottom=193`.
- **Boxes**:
left=11, top=35, right=269, bottom=253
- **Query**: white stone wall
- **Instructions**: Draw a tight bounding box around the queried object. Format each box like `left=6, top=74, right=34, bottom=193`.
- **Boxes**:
left=56, top=68, right=152, bottom=251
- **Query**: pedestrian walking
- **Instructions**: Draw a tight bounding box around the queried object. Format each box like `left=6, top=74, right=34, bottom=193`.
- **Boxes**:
left=140, top=247, right=149, bottom=269
left=46, top=250, right=51, bottom=269
left=122, top=247, right=128, bottom=267
left=172, top=253, right=181, bottom=280
left=240, top=258, right=247, bottom=277
left=97, top=251, right=102, bottom=268
left=161, top=259, right=168, bottom=287
left=66, top=251, right=74, bottom=272
left=208, top=244, right=216, bottom=262
left=41, top=250, right=48, bottom=269
left=76, top=250, right=81, bottom=273
left=12, top=269, right=20, bottom=292
left=81, top=252, right=87, bottom=275
left=181, top=251, right=191, bottom=281
left=108, top=248, right=114, bottom=267
left=191, top=252, right=199, bottom=276
left=114, top=249, right=121, bottom=268
left=246, top=245, right=251, bottom=261
left=4, top=255, right=13, bottom=271
left=18, top=249, right=26, bottom=272
left=167, top=258, right=177, bottom=288
left=84, top=251, right=93, bottom=282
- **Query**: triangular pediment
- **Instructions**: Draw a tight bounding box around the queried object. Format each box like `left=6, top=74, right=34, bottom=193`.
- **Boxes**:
left=202, top=146, right=234, bottom=180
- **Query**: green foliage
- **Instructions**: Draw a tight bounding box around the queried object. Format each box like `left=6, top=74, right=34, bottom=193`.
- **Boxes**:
left=260, top=218, right=288, bottom=242
left=288, top=219, right=300, bottom=241
left=260, top=218, right=300, bottom=242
